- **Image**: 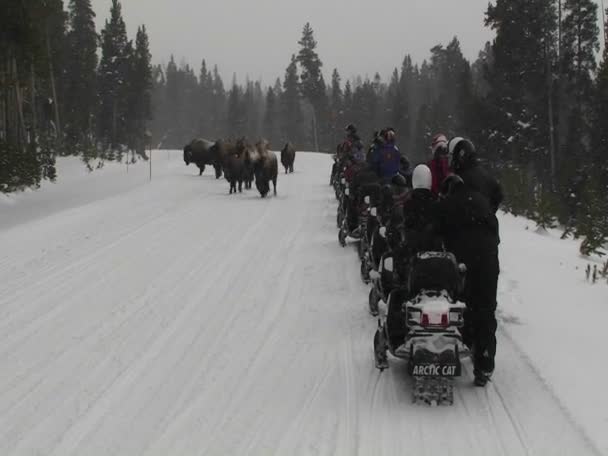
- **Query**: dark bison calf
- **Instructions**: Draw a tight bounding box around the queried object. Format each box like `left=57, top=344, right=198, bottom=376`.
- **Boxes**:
left=216, top=140, right=245, bottom=194
left=251, top=140, right=278, bottom=198
left=280, top=142, right=296, bottom=174
left=183, top=138, right=223, bottom=178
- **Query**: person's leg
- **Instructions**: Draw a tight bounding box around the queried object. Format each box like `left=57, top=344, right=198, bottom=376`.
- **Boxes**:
left=470, top=252, right=499, bottom=378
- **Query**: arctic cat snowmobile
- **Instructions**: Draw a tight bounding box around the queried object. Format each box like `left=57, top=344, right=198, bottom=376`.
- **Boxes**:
left=374, top=251, right=468, bottom=406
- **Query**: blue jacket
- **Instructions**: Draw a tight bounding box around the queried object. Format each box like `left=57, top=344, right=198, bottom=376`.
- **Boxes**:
left=371, top=143, right=401, bottom=179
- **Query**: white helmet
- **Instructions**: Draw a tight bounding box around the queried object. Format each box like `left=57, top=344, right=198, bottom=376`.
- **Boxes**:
left=412, top=164, right=432, bottom=190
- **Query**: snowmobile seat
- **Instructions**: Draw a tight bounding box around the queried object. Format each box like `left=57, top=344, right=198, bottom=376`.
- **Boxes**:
left=407, top=251, right=462, bottom=299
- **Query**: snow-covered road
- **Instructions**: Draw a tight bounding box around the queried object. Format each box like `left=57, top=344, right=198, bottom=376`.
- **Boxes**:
left=0, top=153, right=602, bottom=455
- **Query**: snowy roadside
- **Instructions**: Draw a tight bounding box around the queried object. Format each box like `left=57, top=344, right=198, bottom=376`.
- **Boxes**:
left=0, top=152, right=180, bottom=231
left=497, top=213, right=608, bottom=454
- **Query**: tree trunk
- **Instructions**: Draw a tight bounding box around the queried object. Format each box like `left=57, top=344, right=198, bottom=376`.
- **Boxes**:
left=30, top=61, right=37, bottom=142
left=546, top=42, right=557, bottom=190
left=112, top=98, right=117, bottom=149
left=1, top=52, right=7, bottom=143
left=13, top=56, right=27, bottom=151
left=46, top=25, right=61, bottom=138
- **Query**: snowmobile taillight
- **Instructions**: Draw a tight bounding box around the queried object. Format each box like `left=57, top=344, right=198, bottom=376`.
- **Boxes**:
left=421, top=313, right=429, bottom=327
left=421, top=312, right=449, bottom=328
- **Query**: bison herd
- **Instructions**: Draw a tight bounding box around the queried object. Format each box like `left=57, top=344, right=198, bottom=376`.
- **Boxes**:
left=183, top=138, right=297, bottom=198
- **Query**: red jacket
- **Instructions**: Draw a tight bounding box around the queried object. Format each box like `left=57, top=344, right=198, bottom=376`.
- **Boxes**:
left=427, top=156, right=452, bottom=195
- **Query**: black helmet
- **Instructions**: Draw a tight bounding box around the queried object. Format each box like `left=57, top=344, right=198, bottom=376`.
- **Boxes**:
left=345, top=124, right=357, bottom=133
left=448, top=137, right=476, bottom=171
left=440, top=174, right=464, bottom=197
left=391, top=173, right=407, bottom=187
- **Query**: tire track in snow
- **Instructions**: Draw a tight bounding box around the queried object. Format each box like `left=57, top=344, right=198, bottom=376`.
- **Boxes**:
left=46, top=195, right=276, bottom=456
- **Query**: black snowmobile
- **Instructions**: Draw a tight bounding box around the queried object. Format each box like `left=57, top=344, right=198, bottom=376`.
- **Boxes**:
left=374, top=251, right=468, bottom=405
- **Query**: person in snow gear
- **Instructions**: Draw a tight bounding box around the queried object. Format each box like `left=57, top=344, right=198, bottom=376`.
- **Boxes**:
left=438, top=174, right=500, bottom=386
left=428, top=133, right=451, bottom=195
left=370, top=128, right=402, bottom=184
left=374, top=164, right=443, bottom=368
left=400, top=164, right=442, bottom=256
left=448, top=137, right=503, bottom=213
left=340, top=124, right=366, bottom=163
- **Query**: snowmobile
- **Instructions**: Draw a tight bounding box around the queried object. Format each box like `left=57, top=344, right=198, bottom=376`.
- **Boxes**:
left=367, top=221, right=405, bottom=316
left=338, top=184, right=366, bottom=247
left=374, top=251, right=468, bottom=405
left=357, top=184, right=382, bottom=268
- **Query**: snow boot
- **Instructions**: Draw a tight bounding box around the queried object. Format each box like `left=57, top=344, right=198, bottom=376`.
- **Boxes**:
left=473, top=369, right=493, bottom=387
left=374, top=325, right=389, bottom=370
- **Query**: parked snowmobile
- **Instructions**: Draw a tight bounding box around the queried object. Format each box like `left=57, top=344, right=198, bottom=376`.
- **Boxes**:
left=374, top=251, right=468, bottom=405
left=357, top=183, right=382, bottom=276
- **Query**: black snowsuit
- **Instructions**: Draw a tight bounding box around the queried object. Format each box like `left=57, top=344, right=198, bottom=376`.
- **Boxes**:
left=438, top=184, right=500, bottom=374
left=401, top=189, right=442, bottom=256
left=383, top=189, right=443, bottom=351
left=455, top=153, right=503, bottom=214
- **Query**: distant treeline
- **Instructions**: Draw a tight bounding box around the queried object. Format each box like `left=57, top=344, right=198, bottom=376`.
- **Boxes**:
left=1, top=0, right=607, bottom=255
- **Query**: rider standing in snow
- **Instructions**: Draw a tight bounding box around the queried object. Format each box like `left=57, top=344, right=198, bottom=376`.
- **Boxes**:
left=369, top=128, right=403, bottom=185
left=428, top=133, right=451, bottom=195
left=438, top=173, right=500, bottom=386
left=448, top=137, right=503, bottom=213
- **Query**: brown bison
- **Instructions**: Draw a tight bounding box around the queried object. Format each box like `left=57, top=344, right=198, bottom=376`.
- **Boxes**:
left=248, top=139, right=278, bottom=198
left=280, top=142, right=296, bottom=174
left=239, top=139, right=258, bottom=190
left=183, top=138, right=223, bottom=178
left=212, top=140, right=245, bottom=194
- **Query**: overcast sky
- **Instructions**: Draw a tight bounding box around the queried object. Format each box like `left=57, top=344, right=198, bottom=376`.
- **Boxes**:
left=90, top=0, right=497, bottom=85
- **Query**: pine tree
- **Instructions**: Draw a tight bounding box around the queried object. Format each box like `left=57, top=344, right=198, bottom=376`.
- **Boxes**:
left=592, top=8, right=608, bottom=169
left=577, top=171, right=608, bottom=257
left=226, top=75, right=244, bottom=133
left=98, top=0, right=131, bottom=152
left=296, top=22, right=329, bottom=150
left=560, top=0, right=599, bottom=169
left=329, top=68, right=343, bottom=147
left=282, top=55, right=303, bottom=146
left=264, top=86, right=280, bottom=146
left=198, top=59, right=211, bottom=136
left=127, top=25, right=152, bottom=158
left=485, top=0, right=558, bottom=174
left=64, top=0, right=97, bottom=148
left=210, top=65, right=226, bottom=138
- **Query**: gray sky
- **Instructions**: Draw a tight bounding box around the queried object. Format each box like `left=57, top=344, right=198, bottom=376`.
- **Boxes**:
left=91, top=0, right=498, bottom=85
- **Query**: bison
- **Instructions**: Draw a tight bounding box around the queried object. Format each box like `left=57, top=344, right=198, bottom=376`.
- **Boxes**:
left=183, top=138, right=223, bottom=178
left=280, top=142, right=296, bottom=174
left=239, top=139, right=258, bottom=190
left=249, top=139, right=278, bottom=198
left=214, top=139, right=245, bottom=194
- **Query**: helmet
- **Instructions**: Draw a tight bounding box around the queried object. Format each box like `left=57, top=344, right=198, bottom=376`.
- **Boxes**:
left=382, top=128, right=396, bottom=142
left=447, top=137, right=476, bottom=170
left=431, top=133, right=448, bottom=155
left=440, top=174, right=464, bottom=197
left=412, top=165, right=432, bottom=190
left=392, top=173, right=407, bottom=187
left=345, top=124, right=357, bottom=133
